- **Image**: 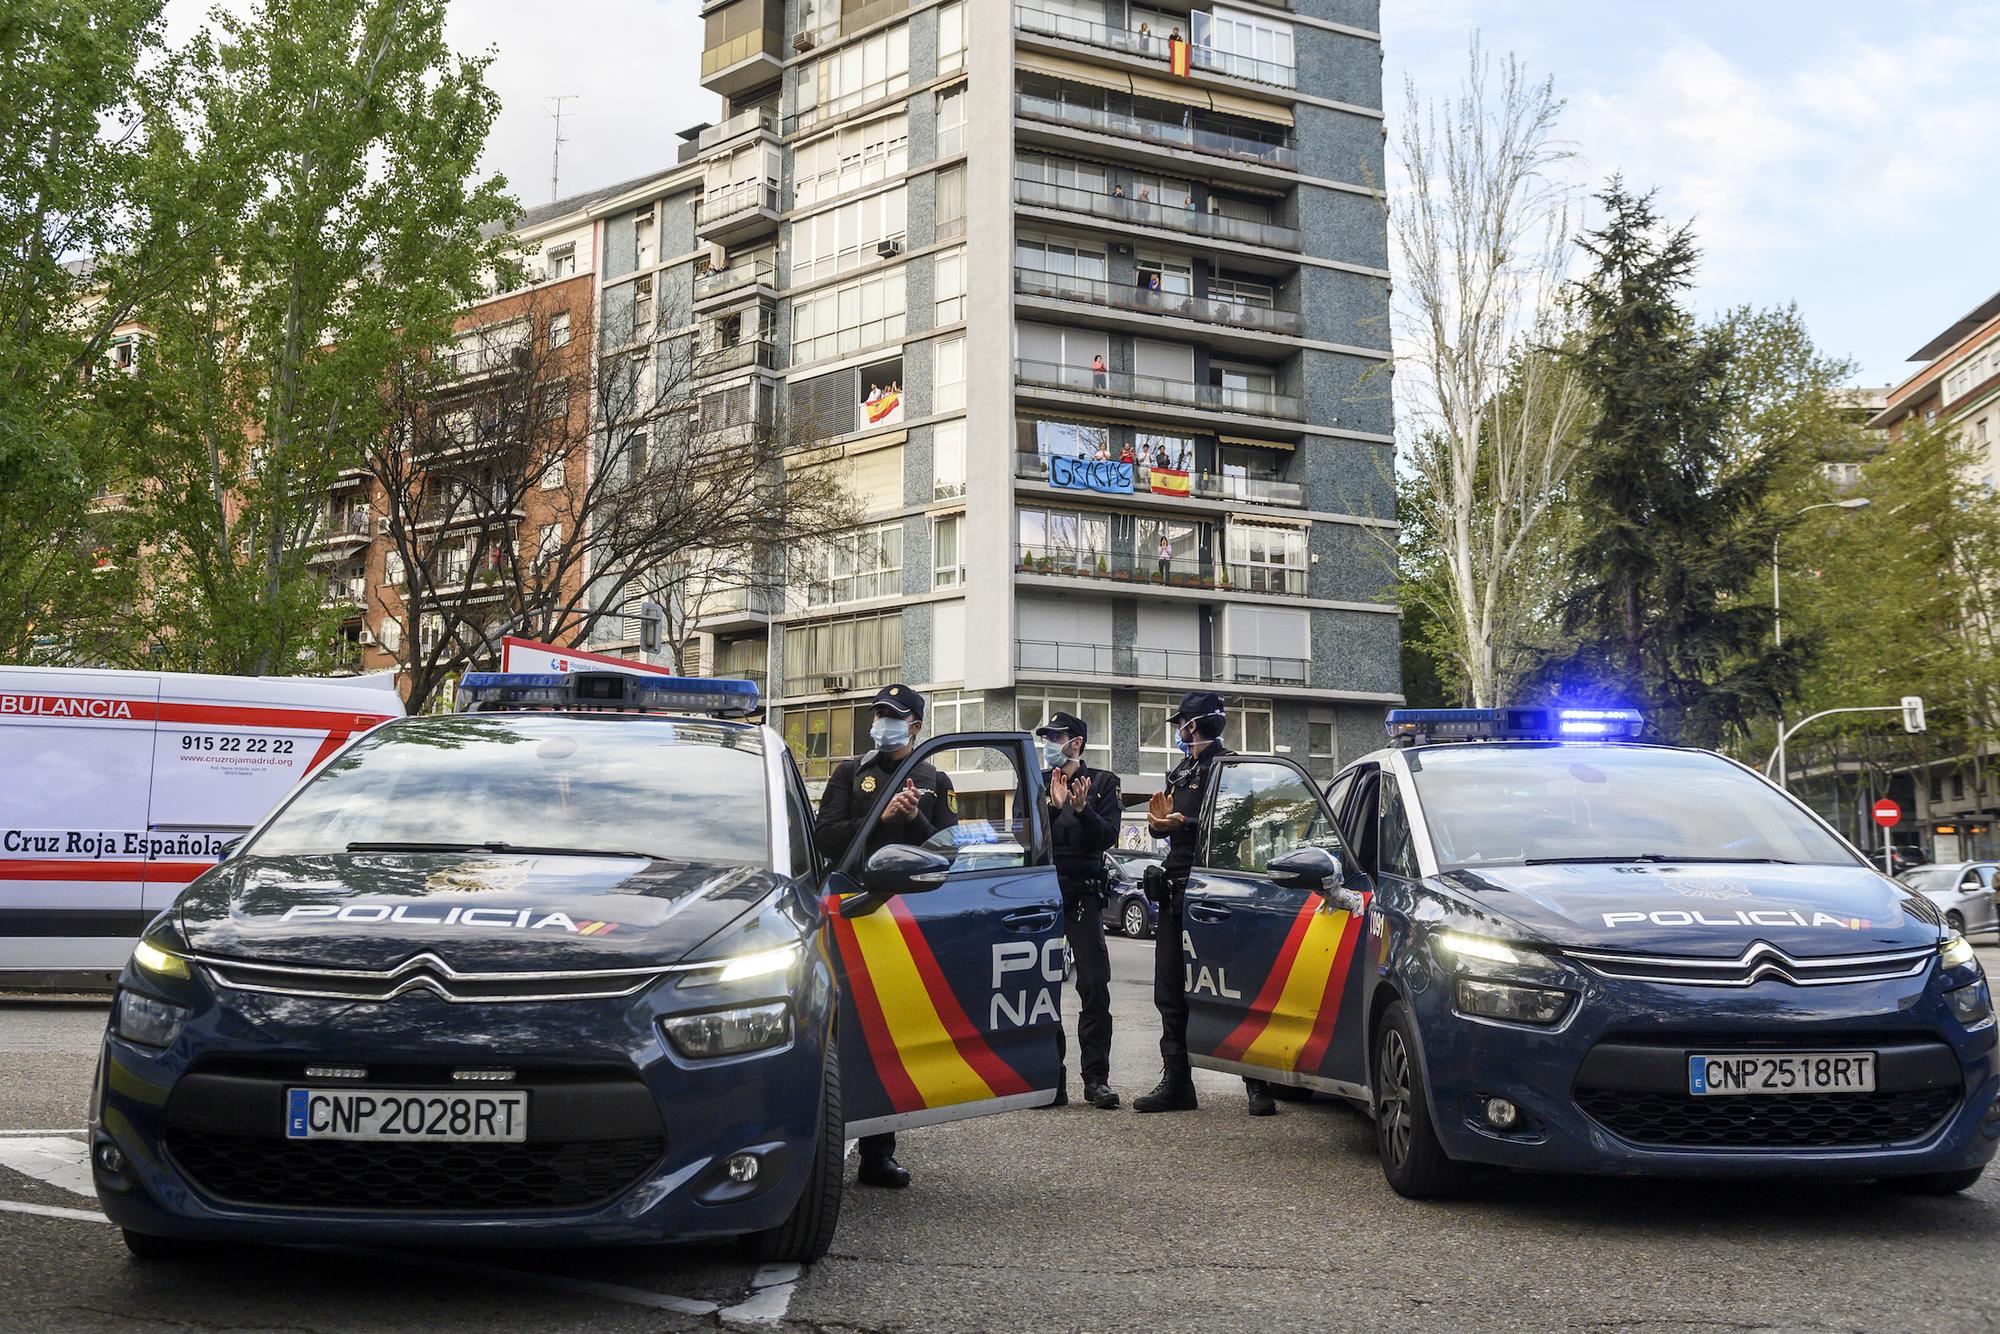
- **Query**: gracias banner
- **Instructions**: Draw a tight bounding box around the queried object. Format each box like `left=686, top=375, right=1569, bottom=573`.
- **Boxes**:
left=1049, top=456, right=1134, bottom=495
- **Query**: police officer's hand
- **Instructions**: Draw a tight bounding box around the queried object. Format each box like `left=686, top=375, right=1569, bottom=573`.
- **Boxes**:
left=1068, top=774, right=1092, bottom=810
left=1048, top=769, right=1069, bottom=809
left=883, top=779, right=921, bottom=822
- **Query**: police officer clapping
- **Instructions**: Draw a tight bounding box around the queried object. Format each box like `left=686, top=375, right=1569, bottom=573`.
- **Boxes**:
left=1035, top=712, right=1122, bottom=1111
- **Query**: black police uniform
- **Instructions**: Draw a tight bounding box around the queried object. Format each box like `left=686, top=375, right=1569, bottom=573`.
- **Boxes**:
left=1043, top=739, right=1122, bottom=1105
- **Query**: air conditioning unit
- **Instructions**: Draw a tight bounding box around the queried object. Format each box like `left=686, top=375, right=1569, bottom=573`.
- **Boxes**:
left=821, top=674, right=850, bottom=692
left=792, top=30, right=817, bottom=51
left=375, top=516, right=393, bottom=537
left=875, top=237, right=903, bottom=258
left=357, top=628, right=377, bottom=646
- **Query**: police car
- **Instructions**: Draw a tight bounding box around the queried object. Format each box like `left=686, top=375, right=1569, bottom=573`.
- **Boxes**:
left=1173, top=707, right=1998, bottom=1198
left=92, top=671, right=1064, bottom=1260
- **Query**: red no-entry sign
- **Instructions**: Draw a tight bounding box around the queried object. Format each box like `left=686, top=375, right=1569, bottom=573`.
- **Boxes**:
left=1872, top=799, right=1901, bottom=828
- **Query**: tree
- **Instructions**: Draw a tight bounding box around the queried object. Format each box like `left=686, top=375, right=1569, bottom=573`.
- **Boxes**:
left=1536, top=181, right=1794, bottom=748
left=0, top=3, right=166, bottom=661
left=1390, top=39, right=1591, bottom=706
left=366, top=295, right=858, bottom=712
left=120, top=0, right=516, bottom=673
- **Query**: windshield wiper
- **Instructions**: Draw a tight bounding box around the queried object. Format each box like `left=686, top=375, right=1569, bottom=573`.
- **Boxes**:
left=1522, top=854, right=1797, bottom=866
left=345, top=841, right=666, bottom=860
left=346, top=841, right=491, bottom=853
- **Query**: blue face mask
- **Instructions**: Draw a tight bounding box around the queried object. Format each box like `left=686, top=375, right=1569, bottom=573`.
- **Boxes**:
left=870, top=717, right=913, bottom=750
left=1039, top=738, right=1068, bottom=768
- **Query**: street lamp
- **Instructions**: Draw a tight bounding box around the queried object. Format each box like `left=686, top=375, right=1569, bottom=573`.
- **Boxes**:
left=1773, top=496, right=1871, bottom=788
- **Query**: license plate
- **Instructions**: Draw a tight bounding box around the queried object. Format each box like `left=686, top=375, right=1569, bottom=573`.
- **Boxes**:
left=1687, top=1052, right=1876, bottom=1096
left=284, top=1088, right=527, bottom=1142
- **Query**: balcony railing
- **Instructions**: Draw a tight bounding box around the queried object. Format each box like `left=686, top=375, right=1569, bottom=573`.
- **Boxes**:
left=1016, top=639, right=1309, bottom=686
left=696, top=180, right=779, bottom=228
left=321, top=577, right=367, bottom=607
left=1014, top=267, right=1301, bottom=336
left=696, top=107, right=778, bottom=152
left=697, top=338, right=780, bottom=376
left=316, top=510, right=371, bottom=542
left=1014, top=6, right=1297, bottom=89
left=1015, top=93, right=1296, bottom=171
left=1016, top=453, right=1305, bottom=508
left=1016, top=544, right=1308, bottom=597
left=694, top=584, right=774, bottom=619
left=696, top=258, right=777, bottom=301
left=1013, top=177, right=1300, bottom=251
left=1016, top=357, right=1300, bottom=419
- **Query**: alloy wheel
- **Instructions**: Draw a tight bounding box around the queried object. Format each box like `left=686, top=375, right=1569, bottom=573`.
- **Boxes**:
left=1378, top=1028, right=1413, bottom=1166
left=1124, top=901, right=1147, bottom=938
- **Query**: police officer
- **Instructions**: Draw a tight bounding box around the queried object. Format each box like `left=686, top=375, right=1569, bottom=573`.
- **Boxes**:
left=813, top=682, right=957, bottom=1188
left=1133, top=691, right=1278, bottom=1117
left=1034, top=711, right=1122, bottom=1111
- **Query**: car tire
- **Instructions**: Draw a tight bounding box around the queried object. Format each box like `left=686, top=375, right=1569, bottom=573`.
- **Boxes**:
left=1372, top=1001, right=1466, bottom=1200
left=1122, top=898, right=1149, bottom=939
left=1946, top=910, right=1965, bottom=935
left=1886, top=1166, right=1985, bottom=1195
left=747, top=1037, right=844, bottom=1263
left=121, top=1229, right=204, bottom=1262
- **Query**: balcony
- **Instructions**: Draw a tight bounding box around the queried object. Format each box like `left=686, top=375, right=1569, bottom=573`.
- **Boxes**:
left=696, top=107, right=778, bottom=153
left=694, top=583, right=774, bottom=632
left=781, top=663, right=900, bottom=699
left=700, top=16, right=783, bottom=97
left=1016, top=639, right=1309, bottom=687
left=309, top=510, right=372, bottom=558
left=1016, top=544, right=1307, bottom=597
left=1014, top=6, right=1297, bottom=90
left=414, top=501, right=525, bottom=532
left=1014, top=267, right=1302, bottom=337
left=320, top=577, right=367, bottom=610
left=696, top=337, right=780, bottom=378
left=433, top=571, right=512, bottom=603
left=1015, top=453, right=1305, bottom=509
left=1013, top=178, right=1300, bottom=252
left=1016, top=357, right=1300, bottom=420
left=695, top=179, right=780, bottom=245
left=1015, top=92, right=1296, bottom=172
left=695, top=258, right=777, bottom=305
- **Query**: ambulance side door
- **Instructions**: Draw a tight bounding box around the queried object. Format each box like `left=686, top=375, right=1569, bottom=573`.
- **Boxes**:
left=821, top=732, right=1064, bottom=1136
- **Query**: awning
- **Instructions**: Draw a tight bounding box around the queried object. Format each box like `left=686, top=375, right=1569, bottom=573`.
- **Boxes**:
left=1207, top=88, right=1294, bottom=127
left=1218, top=433, right=1296, bottom=452
left=1127, top=69, right=1213, bottom=112
left=1016, top=51, right=1132, bottom=97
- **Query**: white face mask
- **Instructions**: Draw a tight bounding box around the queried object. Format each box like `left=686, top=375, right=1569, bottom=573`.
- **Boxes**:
left=870, top=717, right=913, bottom=750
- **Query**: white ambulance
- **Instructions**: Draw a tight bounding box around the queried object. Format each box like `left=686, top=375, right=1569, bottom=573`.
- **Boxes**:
left=0, top=666, right=402, bottom=987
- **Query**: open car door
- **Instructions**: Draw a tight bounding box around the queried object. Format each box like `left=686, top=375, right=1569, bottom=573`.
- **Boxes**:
left=821, top=732, right=1064, bottom=1137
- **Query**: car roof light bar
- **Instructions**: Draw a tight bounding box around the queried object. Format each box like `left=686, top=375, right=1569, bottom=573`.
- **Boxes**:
left=457, top=670, right=761, bottom=717
left=1384, top=706, right=1644, bottom=747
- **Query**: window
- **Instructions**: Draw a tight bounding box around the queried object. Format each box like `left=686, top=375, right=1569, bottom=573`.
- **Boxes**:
left=934, top=336, right=965, bottom=412
left=781, top=610, right=903, bottom=695
left=928, top=690, right=983, bottom=770
left=1139, top=693, right=1178, bottom=776
left=448, top=319, right=530, bottom=375
left=781, top=700, right=876, bottom=780
left=631, top=276, right=654, bottom=342
left=933, top=419, right=966, bottom=499
left=1379, top=773, right=1421, bottom=879
left=795, top=23, right=910, bottom=130
left=1192, top=7, right=1296, bottom=86
left=805, top=521, right=904, bottom=606
left=541, top=455, right=566, bottom=489
left=790, top=186, right=908, bottom=283
left=793, top=112, right=909, bottom=208
left=379, top=616, right=402, bottom=653
left=1016, top=234, right=1107, bottom=283
left=933, top=514, right=963, bottom=588
left=545, top=244, right=576, bottom=281
left=1227, top=700, right=1274, bottom=756
left=635, top=214, right=655, bottom=269
left=1028, top=416, right=1111, bottom=464
left=937, top=84, right=967, bottom=157
left=791, top=268, right=907, bottom=363
left=938, top=2, right=966, bottom=74
left=383, top=550, right=405, bottom=586
left=1016, top=688, right=1111, bottom=771
left=1308, top=715, right=1338, bottom=781
left=935, top=165, right=965, bottom=241
left=1206, top=761, right=1332, bottom=874
left=1226, top=522, right=1307, bottom=594
left=935, top=246, right=966, bottom=325
left=548, top=311, right=570, bottom=347
left=420, top=613, right=445, bottom=653
left=537, top=523, right=563, bottom=566
left=1017, top=505, right=1110, bottom=567
left=1137, top=429, right=1196, bottom=471
left=1135, top=251, right=1192, bottom=296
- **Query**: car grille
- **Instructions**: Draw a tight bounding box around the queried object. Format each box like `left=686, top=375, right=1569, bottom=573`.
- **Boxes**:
left=1573, top=1086, right=1960, bottom=1149
left=1565, top=942, right=1934, bottom=988
left=166, top=1129, right=665, bottom=1212
left=196, top=951, right=672, bottom=1003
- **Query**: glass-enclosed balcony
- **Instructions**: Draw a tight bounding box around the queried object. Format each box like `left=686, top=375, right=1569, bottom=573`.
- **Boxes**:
left=1014, top=267, right=1302, bottom=336
left=695, top=258, right=777, bottom=303
left=1014, top=89, right=1295, bottom=171
left=1015, top=357, right=1300, bottom=419
left=1013, top=5, right=1297, bottom=89
left=1013, top=177, right=1300, bottom=251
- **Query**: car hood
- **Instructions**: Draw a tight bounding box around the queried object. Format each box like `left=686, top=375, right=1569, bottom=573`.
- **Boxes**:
left=1437, top=862, right=1941, bottom=958
left=176, top=852, right=788, bottom=971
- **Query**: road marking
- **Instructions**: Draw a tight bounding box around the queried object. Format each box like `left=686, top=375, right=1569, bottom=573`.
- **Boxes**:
left=0, top=1129, right=88, bottom=1138
left=721, top=1263, right=803, bottom=1324
left=0, top=1199, right=108, bottom=1224
left=0, top=1136, right=94, bottom=1196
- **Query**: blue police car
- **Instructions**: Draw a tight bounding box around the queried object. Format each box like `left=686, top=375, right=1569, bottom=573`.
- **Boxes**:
left=1174, top=707, right=1998, bottom=1198
left=92, top=671, right=1064, bottom=1259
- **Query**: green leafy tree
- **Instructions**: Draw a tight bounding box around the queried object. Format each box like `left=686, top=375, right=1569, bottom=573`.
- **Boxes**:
left=122, top=0, right=516, bottom=673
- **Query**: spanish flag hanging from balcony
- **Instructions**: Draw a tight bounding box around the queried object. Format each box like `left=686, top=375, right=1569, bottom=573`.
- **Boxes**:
left=865, top=386, right=902, bottom=426
left=1150, top=466, right=1191, bottom=496
left=1169, top=36, right=1191, bottom=77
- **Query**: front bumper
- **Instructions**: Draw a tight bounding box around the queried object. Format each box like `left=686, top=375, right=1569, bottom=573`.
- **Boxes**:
left=1407, top=963, right=2000, bottom=1179
left=93, top=964, right=834, bottom=1247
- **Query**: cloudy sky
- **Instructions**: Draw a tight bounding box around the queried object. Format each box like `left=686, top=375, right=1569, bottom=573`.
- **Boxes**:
left=166, top=1, right=2000, bottom=388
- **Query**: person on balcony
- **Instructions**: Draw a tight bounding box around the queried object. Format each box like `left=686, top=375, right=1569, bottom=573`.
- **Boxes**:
left=1119, top=442, right=1135, bottom=465
left=1090, top=354, right=1108, bottom=390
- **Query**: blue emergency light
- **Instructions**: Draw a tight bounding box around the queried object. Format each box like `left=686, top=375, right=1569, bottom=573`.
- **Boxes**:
left=457, top=670, right=761, bottom=717
left=1384, top=705, right=1644, bottom=747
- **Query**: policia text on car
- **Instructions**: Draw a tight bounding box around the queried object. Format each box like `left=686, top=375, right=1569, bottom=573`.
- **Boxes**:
left=813, top=682, right=957, bottom=1188
left=1035, top=710, right=1122, bottom=1110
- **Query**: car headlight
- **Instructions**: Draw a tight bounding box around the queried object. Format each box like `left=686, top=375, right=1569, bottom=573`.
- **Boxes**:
left=1433, top=930, right=1527, bottom=967
left=1941, top=933, right=1978, bottom=971
left=1454, top=977, right=1572, bottom=1025
left=660, top=1002, right=792, bottom=1058
left=1945, top=976, right=1994, bottom=1029
left=132, top=939, right=189, bottom=980
left=115, top=991, right=189, bottom=1048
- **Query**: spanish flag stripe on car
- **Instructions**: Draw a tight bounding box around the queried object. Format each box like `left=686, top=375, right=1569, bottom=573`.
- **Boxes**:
left=1294, top=907, right=1368, bottom=1073
left=1215, top=895, right=1367, bottom=1071
left=827, top=908, right=926, bottom=1113
left=886, top=897, right=1033, bottom=1098
left=1213, top=898, right=1320, bottom=1062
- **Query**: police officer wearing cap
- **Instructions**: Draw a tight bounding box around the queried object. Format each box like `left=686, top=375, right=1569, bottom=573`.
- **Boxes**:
left=813, top=682, right=958, bottom=1188
left=1134, top=690, right=1278, bottom=1117
left=1034, top=711, right=1122, bottom=1111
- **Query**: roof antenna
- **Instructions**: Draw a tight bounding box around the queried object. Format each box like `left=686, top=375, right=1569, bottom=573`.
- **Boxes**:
left=546, top=95, right=577, bottom=202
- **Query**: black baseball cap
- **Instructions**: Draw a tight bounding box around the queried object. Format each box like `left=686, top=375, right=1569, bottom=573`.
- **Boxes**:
left=870, top=683, right=925, bottom=719
left=1167, top=690, right=1226, bottom=723
left=1034, top=711, right=1089, bottom=744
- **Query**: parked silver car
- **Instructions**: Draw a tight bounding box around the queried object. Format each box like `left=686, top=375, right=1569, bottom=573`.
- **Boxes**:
left=1900, top=861, right=2000, bottom=938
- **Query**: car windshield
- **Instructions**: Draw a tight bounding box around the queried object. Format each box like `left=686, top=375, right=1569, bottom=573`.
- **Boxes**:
left=249, top=713, right=769, bottom=866
left=1406, top=744, right=1857, bottom=871
left=1900, top=867, right=1961, bottom=891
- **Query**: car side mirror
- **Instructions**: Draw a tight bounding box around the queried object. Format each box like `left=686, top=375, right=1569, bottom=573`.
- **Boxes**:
left=861, top=844, right=951, bottom=897
left=1269, top=845, right=1344, bottom=891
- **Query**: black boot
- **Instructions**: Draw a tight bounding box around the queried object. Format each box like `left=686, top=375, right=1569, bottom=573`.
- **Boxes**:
left=857, top=1151, right=911, bottom=1189
left=1133, top=1065, right=1198, bottom=1114
left=1083, top=1080, right=1120, bottom=1110
left=1245, top=1078, right=1277, bottom=1117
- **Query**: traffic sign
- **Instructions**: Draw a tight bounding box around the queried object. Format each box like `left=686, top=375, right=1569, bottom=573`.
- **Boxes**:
left=1872, top=799, right=1901, bottom=828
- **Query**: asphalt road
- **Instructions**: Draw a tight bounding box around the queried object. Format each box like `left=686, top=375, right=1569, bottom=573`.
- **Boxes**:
left=3, top=939, right=1997, bottom=1333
